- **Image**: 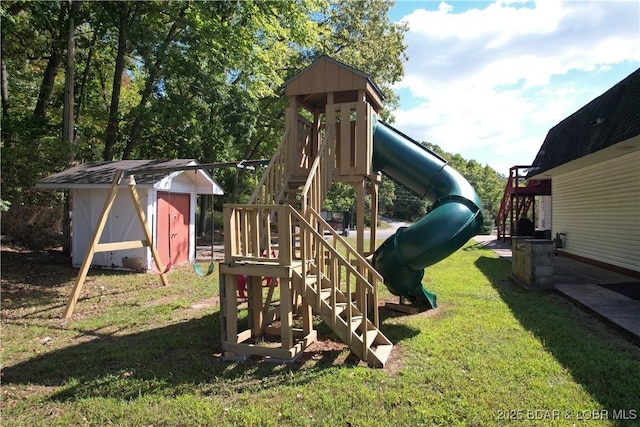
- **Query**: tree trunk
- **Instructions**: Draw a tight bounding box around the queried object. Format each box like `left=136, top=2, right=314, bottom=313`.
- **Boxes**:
left=121, top=6, right=187, bottom=159
left=63, top=16, right=74, bottom=147
left=33, top=43, right=62, bottom=120
left=103, top=2, right=129, bottom=161
left=1, top=42, right=8, bottom=117
left=62, top=12, right=76, bottom=256
left=1, top=2, right=28, bottom=117
left=75, top=31, right=97, bottom=124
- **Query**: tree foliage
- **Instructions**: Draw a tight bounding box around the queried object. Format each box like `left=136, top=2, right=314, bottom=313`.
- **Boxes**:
left=0, top=0, right=504, bottom=247
left=417, top=142, right=506, bottom=232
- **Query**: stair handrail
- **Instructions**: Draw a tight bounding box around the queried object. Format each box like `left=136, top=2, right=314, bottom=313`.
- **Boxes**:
left=496, top=174, right=513, bottom=240
left=300, top=123, right=334, bottom=215
left=288, top=205, right=380, bottom=330
left=248, top=128, right=290, bottom=205
left=306, top=207, right=383, bottom=282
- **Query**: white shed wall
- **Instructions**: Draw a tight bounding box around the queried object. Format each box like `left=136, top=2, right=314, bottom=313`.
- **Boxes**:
left=552, top=150, right=640, bottom=272
left=71, top=187, right=151, bottom=268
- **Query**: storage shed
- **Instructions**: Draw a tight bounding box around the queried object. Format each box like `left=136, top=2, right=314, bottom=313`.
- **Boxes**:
left=37, top=159, right=223, bottom=271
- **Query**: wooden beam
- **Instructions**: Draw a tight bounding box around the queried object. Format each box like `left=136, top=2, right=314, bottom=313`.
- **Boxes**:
left=354, top=179, right=365, bottom=255
left=120, top=159, right=270, bottom=177
left=369, top=179, right=379, bottom=255
left=62, top=170, right=173, bottom=319
left=94, top=240, right=149, bottom=252
left=128, top=182, right=169, bottom=286
left=280, top=278, right=293, bottom=349
left=223, top=273, right=238, bottom=342
left=248, top=276, right=263, bottom=336
left=63, top=170, right=123, bottom=319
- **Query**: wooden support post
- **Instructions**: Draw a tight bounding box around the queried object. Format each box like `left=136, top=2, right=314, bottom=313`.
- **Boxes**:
left=248, top=276, right=263, bottom=336
left=223, top=273, right=238, bottom=342
left=261, top=279, right=277, bottom=330
left=62, top=170, right=124, bottom=319
left=223, top=206, right=234, bottom=260
left=219, top=272, right=228, bottom=343
left=369, top=178, right=379, bottom=255
left=128, top=179, right=169, bottom=286
left=301, top=292, right=313, bottom=337
left=354, top=179, right=366, bottom=255
left=285, top=98, right=297, bottom=175
left=280, top=278, right=293, bottom=349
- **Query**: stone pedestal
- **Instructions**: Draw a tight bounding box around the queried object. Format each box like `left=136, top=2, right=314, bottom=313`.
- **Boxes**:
left=512, top=238, right=554, bottom=289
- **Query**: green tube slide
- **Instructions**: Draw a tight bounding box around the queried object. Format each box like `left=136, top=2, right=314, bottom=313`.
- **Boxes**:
left=371, top=119, right=483, bottom=309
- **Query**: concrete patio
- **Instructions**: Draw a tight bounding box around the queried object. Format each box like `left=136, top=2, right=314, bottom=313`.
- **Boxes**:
left=473, top=234, right=640, bottom=345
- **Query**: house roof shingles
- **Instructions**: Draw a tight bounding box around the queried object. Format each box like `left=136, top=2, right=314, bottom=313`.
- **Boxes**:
left=530, top=67, right=640, bottom=176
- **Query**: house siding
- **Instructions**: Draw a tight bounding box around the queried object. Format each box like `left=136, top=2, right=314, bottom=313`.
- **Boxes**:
left=552, top=150, right=640, bottom=272
left=538, top=195, right=552, bottom=231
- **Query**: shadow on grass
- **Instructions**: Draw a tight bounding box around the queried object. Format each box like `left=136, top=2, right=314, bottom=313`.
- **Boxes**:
left=2, top=312, right=420, bottom=403
left=475, top=255, right=640, bottom=421
left=2, top=311, right=334, bottom=401
left=1, top=249, right=140, bottom=310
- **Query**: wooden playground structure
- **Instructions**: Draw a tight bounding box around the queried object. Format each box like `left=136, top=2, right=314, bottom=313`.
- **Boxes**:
left=54, top=57, right=395, bottom=367
left=219, top=56, right=393, bottom=367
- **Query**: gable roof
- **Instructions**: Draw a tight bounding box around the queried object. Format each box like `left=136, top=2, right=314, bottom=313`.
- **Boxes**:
left=37, top=159, right=224, bottom=194
left=529, top=67, right=640, bottom=177
left=284, top=55, right=385, bottom=110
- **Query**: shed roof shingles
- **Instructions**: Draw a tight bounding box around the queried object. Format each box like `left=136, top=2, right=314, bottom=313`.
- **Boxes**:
left=38, top=159, right=197, bottom=186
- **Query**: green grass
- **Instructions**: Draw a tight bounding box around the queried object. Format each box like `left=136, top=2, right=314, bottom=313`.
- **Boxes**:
left=2, top=242, right=639, bottom=426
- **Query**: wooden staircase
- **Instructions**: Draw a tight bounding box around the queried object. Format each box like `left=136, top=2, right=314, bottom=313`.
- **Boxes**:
left=222, top=123, right=393, bottom=367
left=290, top=207, right=392, bottom=368
left=294, top=269, right=392, bottom=367
left=497, top=166, right=551, bottom=241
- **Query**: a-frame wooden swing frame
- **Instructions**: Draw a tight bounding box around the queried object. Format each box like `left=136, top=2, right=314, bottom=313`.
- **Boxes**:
left=62, top=160, right=268, bottom=319
left=62, top=169, right=169, bottom=319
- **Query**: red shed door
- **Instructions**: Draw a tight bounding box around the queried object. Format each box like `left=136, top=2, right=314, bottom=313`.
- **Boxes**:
left=157, top=192, right=190, bottom=266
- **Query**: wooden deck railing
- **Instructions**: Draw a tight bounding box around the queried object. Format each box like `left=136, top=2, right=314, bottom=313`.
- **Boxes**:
left=303, top=207, right=382, bottom=329
left=300, top=123, right=334, bottom=215
left=223, top=203, right=381, bottom=331
left=223, top=204, right=292, bottom=266
left=248, top=129, right=289, bottom=205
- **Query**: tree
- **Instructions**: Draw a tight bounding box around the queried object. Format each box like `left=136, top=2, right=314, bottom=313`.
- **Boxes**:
left=0, top=0, right=413, bottom=247
left=102, top=1, right=132, bottom=160
left=315, top=0, right=407, bottom=118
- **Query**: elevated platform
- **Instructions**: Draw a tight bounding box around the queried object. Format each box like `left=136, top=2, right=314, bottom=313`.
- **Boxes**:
left=497, top=165, right=551, bottom=241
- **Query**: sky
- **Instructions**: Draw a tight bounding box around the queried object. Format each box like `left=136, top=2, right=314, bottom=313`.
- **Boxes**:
left=387, top=0, right=640, bottom=175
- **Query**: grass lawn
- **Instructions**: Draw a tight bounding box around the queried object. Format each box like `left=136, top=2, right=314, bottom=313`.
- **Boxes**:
left=1, top=240, right=639, bottom=426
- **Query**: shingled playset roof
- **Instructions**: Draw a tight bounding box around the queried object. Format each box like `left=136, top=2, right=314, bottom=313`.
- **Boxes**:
left=529, top=67, right=640, bottom=176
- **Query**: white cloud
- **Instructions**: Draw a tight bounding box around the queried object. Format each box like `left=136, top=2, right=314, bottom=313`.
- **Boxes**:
left=391, top=0, right=640, bottom=173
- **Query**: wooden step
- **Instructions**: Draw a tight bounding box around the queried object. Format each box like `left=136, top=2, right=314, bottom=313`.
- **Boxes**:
left=364, top=329, right=378, bottom=347
left=319, top=288, right=332, bottom=301
left=348, top=316, right=363, bottom=332
left=333, top=302, right=347, bottom=315
left=292, top=251, right=393, bottom=368
left=319, top=301, right=347, bottom=316
left=370, top=344, right=393, bottom=367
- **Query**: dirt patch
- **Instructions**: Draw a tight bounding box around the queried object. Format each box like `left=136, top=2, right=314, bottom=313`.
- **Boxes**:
left=382, top=345, right=403, bottom=375
left=189, top=296, right=219, bottom=310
